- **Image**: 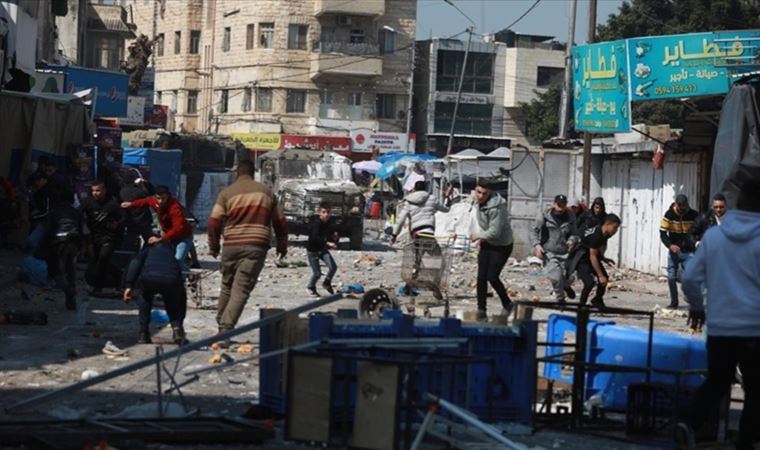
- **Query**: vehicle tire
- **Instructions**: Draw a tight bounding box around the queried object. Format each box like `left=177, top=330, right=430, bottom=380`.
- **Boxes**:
left=358, top=288, right=399, bottom=319
left=349, top=226, right=363, bottom=250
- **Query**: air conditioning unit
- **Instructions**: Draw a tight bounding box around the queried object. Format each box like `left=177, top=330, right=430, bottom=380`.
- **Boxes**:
left=336, top=15, right=352, bottom=26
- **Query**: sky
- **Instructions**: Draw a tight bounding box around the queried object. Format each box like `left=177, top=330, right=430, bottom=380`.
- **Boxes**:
left=416, top=0, right=625, bottom=43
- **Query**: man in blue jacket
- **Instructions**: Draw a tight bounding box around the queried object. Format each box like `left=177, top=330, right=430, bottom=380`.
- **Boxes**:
left=677, top=182, right=760, bottom=450
left=124, top=242, right=188, bottom=345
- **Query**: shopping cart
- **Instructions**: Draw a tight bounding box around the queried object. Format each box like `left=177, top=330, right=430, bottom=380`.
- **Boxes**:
left=400, top=232, right=454, bottom=317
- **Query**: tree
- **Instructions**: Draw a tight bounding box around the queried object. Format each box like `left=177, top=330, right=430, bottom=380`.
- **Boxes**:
left=521, top=81, right=579, bottom=143
left=520, top=0, right=760, bottom=134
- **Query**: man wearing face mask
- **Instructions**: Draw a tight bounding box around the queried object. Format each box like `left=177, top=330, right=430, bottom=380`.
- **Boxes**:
left=690, top=193, right=728, bottom=247
left=660, top=194, right=700, bottom=309
left=532, top=195, right=576, bottom=304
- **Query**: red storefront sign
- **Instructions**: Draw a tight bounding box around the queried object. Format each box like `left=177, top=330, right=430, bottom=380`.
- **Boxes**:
left=144, top=104, right=169, bottom=128
left=280, top=134, right=352, bottom=155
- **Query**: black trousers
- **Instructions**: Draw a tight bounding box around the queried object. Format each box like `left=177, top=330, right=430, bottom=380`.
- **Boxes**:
left=687, top=336, right=760, bottom=447
left=138, top=279, right=187, bottom=331
left=88, top=240, right=119, bottom=289
left=577, top=259, right=607, bottom=305
left=476, top=242, right=513, bottom=311
left=53, top=239, right=79, bottom=301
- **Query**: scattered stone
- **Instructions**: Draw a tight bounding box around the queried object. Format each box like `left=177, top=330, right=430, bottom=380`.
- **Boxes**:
left=81, top=369, right=100, bottom=380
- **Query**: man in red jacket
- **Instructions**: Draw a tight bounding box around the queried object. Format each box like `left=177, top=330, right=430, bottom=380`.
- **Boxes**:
left=121, top=186, right=194, bottom=267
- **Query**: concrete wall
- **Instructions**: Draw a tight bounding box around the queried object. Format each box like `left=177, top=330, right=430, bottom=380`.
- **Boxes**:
left=503, top=47, right=564, bottom=108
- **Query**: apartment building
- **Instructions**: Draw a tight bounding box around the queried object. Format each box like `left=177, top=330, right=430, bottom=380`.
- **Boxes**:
left=129, top=0, right=415, bottom=139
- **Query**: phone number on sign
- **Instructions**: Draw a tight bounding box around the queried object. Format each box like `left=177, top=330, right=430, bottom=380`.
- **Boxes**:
left=654, top=84, right=698, bottom=96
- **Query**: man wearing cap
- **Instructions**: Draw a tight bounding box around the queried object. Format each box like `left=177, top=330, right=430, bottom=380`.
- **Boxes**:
left=532, top=195, right=576, bottom=303
left=660, top=194, right=700, bottom=309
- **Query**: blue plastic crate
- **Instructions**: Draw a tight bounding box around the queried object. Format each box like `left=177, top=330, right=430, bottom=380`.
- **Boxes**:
left=544, top=314, right=707, bottom=412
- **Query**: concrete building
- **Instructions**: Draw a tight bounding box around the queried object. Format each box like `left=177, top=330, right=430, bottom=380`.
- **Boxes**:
left=0, top=0, right=63, bottom=84
left=414, top=37, right=509, bottom=155
left=57, top=0, right=136, bottom=70
left=128, top=0, right=415, bottom=137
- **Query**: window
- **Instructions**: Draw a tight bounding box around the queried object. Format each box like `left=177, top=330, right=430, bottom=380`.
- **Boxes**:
left=174, top=31, right=181, bottom=54
left=256, top=88, right=272, bottom=112
left=259, top=23, right=274, bottom=48
left=187, top=90, right=198, bottom=113
left=435, top=50, right=494, bottom=93
left=156, top=33, right=164, bottom=56
left=349, top=93, right=362, bottom=106
left=536, top=66, right=565, bottom=88
left=222, top=27, right=231, bottom=52
left=246, top=24, right=255, bottom=49
left=189, top=30, right=201, bottom=54
left=242, top=88, right=252, bottom=112
left=170, top=90, right=178, bottom=112
left=287, top=24, right=308, bottom=50
left=156, top=91, right=162, bottom=105
left=219, top=90, right=229, bottom=113
left=89, top=36, right=122, bottom=70
left=286, top=89, right=306, bottom=113
left=350, top=29, right=365, bottom=44
left=378, top=29, right=395, bottom=54
left=434, top=102, right=492, bottom=135
left=320, top=91, right=335, bottom=105
left=376, top=94, right=396, bottom=119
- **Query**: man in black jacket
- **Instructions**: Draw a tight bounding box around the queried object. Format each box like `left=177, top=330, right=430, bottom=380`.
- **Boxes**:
left=306, top=203, right=338, bottom=297
left=81, top=180, right=125, bottom=294
left=567, top=214, right=621, bottom=308
left=124, top=242, right=187, bottom=345
left=46, top=190, right=83, bottom=310
left=660, top=194, right=700, bottom=309
left=119, top=170, right=155, bottom=245
left=690, top=193, right=727, bottom=247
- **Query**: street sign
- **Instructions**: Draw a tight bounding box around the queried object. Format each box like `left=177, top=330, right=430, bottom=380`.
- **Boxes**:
left=573, top=39, right=631, bottom=133
left=627, top=31, right=760, bottom=101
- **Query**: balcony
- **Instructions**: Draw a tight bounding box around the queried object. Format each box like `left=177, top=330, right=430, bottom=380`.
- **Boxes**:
left=319, top=104, right=365, bottom=120
left=311, top=41, right=382, bottom=79
left=315, top=0, right=385, bottom=16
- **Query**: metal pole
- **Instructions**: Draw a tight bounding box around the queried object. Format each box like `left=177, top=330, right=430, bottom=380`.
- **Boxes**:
left=405, top=40, right=415, bottom=154
left=155, top=346, right=163, bottom=418
left=558, top=0, right=577, bottom=139
left=7, top=293, right=344, bottom=412
left=446, top=27, right=474, bottom=156
left=581, top=0, right=597, bottom=200
left=572, top=308, right=590, bottom=428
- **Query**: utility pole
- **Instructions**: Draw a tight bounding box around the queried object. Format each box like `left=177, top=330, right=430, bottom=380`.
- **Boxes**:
left=404, top=39, right=415, bottom=153
left=581, top=0, right=597, bottom=200
left=446, top=26, right=474, bottom=156
left=558, top=0, right=577, bottom=139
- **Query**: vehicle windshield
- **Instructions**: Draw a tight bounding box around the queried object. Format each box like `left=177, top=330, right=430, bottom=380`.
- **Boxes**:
left=279, top=158, right=352, bottom=181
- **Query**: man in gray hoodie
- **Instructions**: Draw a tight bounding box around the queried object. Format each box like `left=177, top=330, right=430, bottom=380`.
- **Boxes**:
left=472, top=180, right=514, bottom=320
left=392, top=181, right=450, bottom=299
left=532, top=194, right=576, bottom=303
left=676, top=182, right=760, bottom=450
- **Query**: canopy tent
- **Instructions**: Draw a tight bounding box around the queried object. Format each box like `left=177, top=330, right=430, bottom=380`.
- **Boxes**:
left=374, top=153, right=437, bottom=180
left=445, top=147, right=511, bottom=192
left=351, top=160, right=382, bottom=174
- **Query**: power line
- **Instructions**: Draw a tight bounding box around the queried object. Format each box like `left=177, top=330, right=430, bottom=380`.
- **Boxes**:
left=503, top=0, right=542, bottom=31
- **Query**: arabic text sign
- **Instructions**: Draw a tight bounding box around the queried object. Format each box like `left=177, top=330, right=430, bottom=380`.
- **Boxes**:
left=573, top=40, right=631, bottom=133
left=232, top=133, right=282, bottom=150
left=350, top=131, right=416, bottom=153
left=628, top=31, right=760, bottom=101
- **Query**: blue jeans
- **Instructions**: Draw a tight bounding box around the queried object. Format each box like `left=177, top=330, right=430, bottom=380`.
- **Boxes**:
left=174, top=236, right=194, bottom=272
left=667, top=250, right=693, bottom=306
left=307, top=250, right=337, bottom=290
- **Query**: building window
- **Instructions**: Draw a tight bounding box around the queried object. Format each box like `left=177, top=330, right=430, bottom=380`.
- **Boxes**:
left=89, top=36, right=123, bottom=70
left=536, top=66, right=564, bottom=87
left=223, top=27, right=231, bottom=52
left=379, top=29, right=396, bottom=54
left=433, top=102, right=492, bottom=135
left=436, top=50, right=494, bottom=94
left=287, top=24, right=308, bottom=50
left=256, top=87, right=272, bottom=112
left=259, top=23, right=274, bottom=48
left=156, top=91, right=162, bottom=105
left=187, top=90, right=198, bottom=113
left=242, top=88, right=252, bottom=112
left=156, top=33, right=164, bottom=56
left=320, top=90, right=335, bottom=105
left=350, top=29, right=365, bottom=44
left=349, top=92, right=362, bottom=106
left=189, top=30, right=201, bottom=54
left=376, top=94, right=396, bottom=119
left=219, top=90, right=229, bottom=113
left=174, top=31, right=181, bottom=54
left=246, top=24, right=255, bottom=49
left=170, top=90, right=178, bottom=112
left=286, top=89, right=306, bottom=113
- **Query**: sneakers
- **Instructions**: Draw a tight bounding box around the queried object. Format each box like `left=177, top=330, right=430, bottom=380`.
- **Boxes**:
left=564, top=286, right=576, bottom=299
left=138, top=331, right=152, bottom=344
left=321, top=283, right=335, bottom=295
left=502, top=301, right=514, bottom=317
left=667, top=303, right=679, bottom=310
left=307, top=287, right=320, bottom=297
left=172, top=325, right=188, bottom=346
left=674, top=422, right=695, bottom=450
left=591, top=298, right=607, bottom=309
left=476, top=309, right=488, bottom=322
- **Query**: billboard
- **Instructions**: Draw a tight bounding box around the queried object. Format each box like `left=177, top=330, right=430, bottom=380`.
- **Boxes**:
left=281, top=135, right=352, bottom=154
left=46, top=65, right=129, bottom=117
left=232, top=133, right=282, bottom=150
left=573, top=39, right=631, bottom=133
left=627, top=31, right=760, bottom=101
left=350, top=131, right=416, bottom=153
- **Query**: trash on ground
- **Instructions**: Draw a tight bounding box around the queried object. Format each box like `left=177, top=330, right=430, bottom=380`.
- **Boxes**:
left=81, top=369, right=100, bottom=380
left=102, top=341, right=128, bottom=357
